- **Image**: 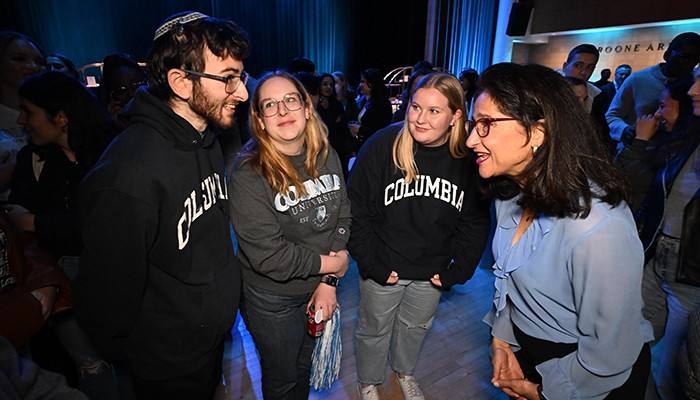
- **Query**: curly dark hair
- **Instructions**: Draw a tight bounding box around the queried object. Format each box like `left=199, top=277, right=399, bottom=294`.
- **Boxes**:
left=146, top=13, right=250, bottom=101
left=477, top=63, right=629, bottom=218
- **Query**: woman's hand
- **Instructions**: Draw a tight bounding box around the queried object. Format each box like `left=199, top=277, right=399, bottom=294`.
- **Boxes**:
left=634, top=114, right=658, bottom=141
left=386, top=271, right=399, bottom=285
left=320, top=250, right=350, bottom=277
left=4, top=204, right=36, bottom=232
left=307, top=282, right=337, bottom=321
left=430, top=274, right=443, bottom=287
left=493, top=379, right=541, bottom=400
left=30, top=286, right=58, bottom=320
left=491, top=337, right=526, bottom=398
left=319, top=96, right=329, bottom=110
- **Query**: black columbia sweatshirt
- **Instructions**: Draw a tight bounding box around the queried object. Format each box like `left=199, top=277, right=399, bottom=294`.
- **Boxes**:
left=74, top=88, right=240, bottom=380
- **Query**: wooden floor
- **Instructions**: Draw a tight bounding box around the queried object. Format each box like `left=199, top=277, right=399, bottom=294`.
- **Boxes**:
left=213, top=259, right=509, bottom=400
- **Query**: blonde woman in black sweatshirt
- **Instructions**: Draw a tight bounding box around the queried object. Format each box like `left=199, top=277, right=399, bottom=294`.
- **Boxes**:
left=348, top=73, right=490, bottom=400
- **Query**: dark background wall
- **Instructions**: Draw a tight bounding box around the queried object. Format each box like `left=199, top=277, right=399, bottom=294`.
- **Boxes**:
left=530, top=0, right=700, bottom=34
left=0, top=0, right=429, bottom=87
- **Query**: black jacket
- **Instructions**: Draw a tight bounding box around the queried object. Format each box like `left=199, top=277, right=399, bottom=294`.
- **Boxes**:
left=74, top=88, right=240, bottom=380
left=9, top=144, right=87, bottom=259
left=616, top=137, right=700, bottom=285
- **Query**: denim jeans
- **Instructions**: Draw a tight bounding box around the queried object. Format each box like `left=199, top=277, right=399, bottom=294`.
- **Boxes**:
left=355, top=278, right=441, bottom=385
left=240, top=282, right=315, bottom=400
left=642, top=235, right=700, bottom=400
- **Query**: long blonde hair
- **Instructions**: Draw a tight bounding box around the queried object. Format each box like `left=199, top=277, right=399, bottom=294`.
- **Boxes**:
left=392, top=73, right=467, bottom=183
left=239, top=71, right=329, bottom=195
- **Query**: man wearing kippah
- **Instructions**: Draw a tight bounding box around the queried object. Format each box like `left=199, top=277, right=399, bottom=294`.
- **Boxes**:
left=74, top=12, right=250, bottom=399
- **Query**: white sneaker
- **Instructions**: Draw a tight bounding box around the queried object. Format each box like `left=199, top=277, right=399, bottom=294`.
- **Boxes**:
left=396, top=374, right=425, bottom=400
left=358, top=382, right=380, bottom=400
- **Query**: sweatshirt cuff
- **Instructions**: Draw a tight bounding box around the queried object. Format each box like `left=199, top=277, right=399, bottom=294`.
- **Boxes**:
left=439, top=261, right=475, bottom=288
left=360, top=263, right=393, bottom=285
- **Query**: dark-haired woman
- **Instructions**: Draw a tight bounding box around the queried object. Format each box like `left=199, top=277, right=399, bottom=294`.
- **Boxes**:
left=6, top=70, right=120, bottom=398
left=468, top=63, right=653, bottom=399
left=8, top=71, right=118, bottom=269
left=0, top=31, right=45, bottom=200
left=348, top=68, right=392, bottom=152
left=318, top=72, right=351, bottom=177
left=616, top=73, right=700, bottom=399
left=229, top=71, right=351, bottom=399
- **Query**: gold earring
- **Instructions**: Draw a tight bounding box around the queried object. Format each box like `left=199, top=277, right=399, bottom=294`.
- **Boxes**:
left=532, top=145, right=539, bottom=154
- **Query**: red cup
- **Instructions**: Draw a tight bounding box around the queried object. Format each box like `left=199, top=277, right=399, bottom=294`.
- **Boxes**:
left=307, top=308, right=325, bottom=337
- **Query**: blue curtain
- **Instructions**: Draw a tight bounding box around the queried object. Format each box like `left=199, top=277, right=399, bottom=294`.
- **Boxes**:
left=217, top=0, right=355, bottom=76
left=5, top=0, right=441, bottom=84
left=431, top=0, right=498, bottom=74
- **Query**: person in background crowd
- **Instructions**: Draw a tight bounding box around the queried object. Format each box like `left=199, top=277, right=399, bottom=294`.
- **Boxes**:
left=8, top=70, right=121, bottom=400
left=0, top=209, right=71, bottom=349
left=470, top=63, right=653, bottom=399
left=99, top=53, right=147, bottom=124
left=679, top=307, right=700, bottom=399
left=319, top=72, right=351, bottom=177
left=593, top=68, right=611, bottom=88
left=74, top=12, right=249, bottom=400
left=348, top=68, right=392, bottom=152
left=9, top=72, right=119, bottom=270
left=615, top=70, right=700, bottom=400
left=607, top=32, right=700, bottom=146
left=459, top=68, right=479, bottom=111
left=0, top=31, right=45, bottom=200
left=46, top=53, right=79, bottom=80
left=564, top=76, right=589, bottom=104
left=561, top=44, right=611, bottom=142
left=229, top=71, right=351, bottom=399
left=332, top=70, right=359, bottom=122
left=0, top=336, right=88, bottom=399
left=294, top=71, right=320, bottom=108
left=288, top=56, right=316, bottom=74
left=412, top=60, right=433, bottom=71
left=599, top=64, right=632, bottom=110
left=565, top=75, right=616, bottom=154
left=350, top=73, right=490, bottom=400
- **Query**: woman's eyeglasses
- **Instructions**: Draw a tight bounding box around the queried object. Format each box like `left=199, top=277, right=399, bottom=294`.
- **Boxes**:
left=259, top=92, right=304, bottom=117
left=467, top=117, right=521, bottom=138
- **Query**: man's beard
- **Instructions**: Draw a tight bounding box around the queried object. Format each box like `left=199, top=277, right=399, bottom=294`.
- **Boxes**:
left=190, top=83, right=235, bottom=129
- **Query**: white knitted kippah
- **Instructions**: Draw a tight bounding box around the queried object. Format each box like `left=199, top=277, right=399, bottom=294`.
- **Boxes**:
left=153, top=11, right=208, bottom=41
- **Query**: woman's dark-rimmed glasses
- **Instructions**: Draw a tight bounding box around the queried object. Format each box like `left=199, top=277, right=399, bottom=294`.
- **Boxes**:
left=467, top=117, right=521, bottom=138
left=182, top=69, right=248, bottom=94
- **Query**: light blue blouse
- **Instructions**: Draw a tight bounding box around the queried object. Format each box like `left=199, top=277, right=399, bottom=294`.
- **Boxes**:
left=484, top=195, right=654, bottom=400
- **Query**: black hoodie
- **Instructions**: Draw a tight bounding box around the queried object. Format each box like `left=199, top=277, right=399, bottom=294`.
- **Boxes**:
left=74, top=88, right=240, bottom=380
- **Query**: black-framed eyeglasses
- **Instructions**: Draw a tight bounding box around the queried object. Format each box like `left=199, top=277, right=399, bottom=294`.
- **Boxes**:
left=259, top=92, right=304, bottom=117
left=467, top=117, right=521, bottom=138
left=182, top=69, right=248, bottom=94
left=110, top=80, right=148, bottom=102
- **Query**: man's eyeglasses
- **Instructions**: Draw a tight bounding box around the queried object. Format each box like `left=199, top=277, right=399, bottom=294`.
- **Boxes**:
left=110, top=80, right=148, bottom=102
left=259, top=92, right=304, bottom=117
left=182, top=69, right=248, bottom=94
left=467, top=117, right=521, bottom=138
